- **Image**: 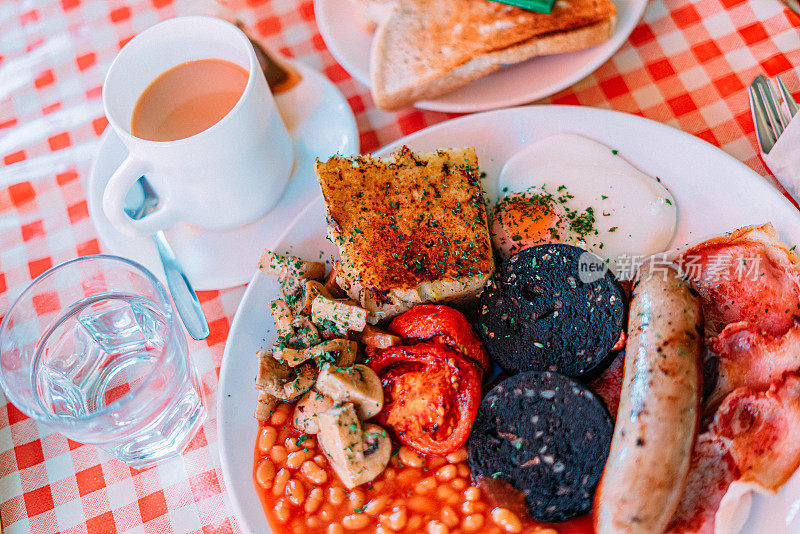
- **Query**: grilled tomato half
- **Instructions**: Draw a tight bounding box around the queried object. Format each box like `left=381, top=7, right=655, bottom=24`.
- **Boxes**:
left=368, top=343, right=482, bottom=455
left=388, top=304, right=490, bottom=371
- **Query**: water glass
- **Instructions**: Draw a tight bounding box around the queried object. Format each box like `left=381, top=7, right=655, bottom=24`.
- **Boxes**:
left=0, top=255, right=206, bottom=469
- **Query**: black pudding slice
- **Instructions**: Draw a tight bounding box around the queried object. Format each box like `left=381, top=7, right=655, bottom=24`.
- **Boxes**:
left=468, top=371, right=613, bottom=522
left=475, top=244, right=625, bottom=378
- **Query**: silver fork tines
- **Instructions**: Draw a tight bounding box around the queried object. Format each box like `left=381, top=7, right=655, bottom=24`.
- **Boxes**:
left=777, top=75, right=799, bottom=117
left=749, top=74, right=798, bottom=154
left=750, top=81, right=778, bottom=153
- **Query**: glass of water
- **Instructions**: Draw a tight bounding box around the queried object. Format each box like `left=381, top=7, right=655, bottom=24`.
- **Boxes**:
left=0, top=255, right=206, bottom=469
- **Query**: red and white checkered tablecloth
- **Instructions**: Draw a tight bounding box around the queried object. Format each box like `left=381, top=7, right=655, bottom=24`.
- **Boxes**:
left=0, top=0, right=798, bottom=532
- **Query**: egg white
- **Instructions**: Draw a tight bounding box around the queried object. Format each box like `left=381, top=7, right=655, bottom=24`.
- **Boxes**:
left=495, top=133, right=677, bottom=273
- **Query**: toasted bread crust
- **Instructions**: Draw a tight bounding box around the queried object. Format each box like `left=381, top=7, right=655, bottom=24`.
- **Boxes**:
left=315, top=147, right=494, bottom=321
left=370, top=0, right=616, bottom=110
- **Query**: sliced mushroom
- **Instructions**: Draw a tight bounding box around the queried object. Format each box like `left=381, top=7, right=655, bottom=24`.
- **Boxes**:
left=354, top=324, right=401, bottom=350
left=274, top=346, right=313, bottom=367
left=324, top=263, right=347, bottom=298
left=280, top=275, right=307, bottom=315
left=258, top=250, right=325, bottom=280
left=292, top=389, right=335, bottom=434
left=315, top=364, right=383, bottom=420
left=269, top=299, right=294, bottom=340
left=291, top=316, right=320, bottom=348
left=256, top=350, right=291, bottom=395
left=282, top=363, right=317, bottom=400
left=311, top=294, right=368, bottom=335
left=313, top=339, right=358, bottom=367
left=274, top=338, right=357, bottom=368
left=254, top=391, right=279, bottom=422
left=317, top=403, right=391, bottom=489
left=258, top=250, right=325, bottom=315
left=303, top=280, right=332, bottom=315
left=256, top=351, right=316, bottom=400
left=361, top=422, right=391, bottom=465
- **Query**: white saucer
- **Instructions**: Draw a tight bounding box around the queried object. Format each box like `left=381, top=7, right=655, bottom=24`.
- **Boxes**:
left=87, top=59, right=358, bottom=290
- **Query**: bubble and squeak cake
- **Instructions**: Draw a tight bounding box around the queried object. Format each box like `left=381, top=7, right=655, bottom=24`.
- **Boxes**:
left=314, top=146, right=494, bottom=322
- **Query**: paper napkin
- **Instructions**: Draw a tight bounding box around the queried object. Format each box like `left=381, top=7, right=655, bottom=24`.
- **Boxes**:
left=763, top=115, right=800, bottom=204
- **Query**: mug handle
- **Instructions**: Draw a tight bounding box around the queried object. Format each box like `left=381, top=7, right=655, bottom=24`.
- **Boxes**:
left=102, top=154, right=178, bottom=237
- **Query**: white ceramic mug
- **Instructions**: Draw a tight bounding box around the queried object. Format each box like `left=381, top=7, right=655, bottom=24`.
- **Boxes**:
left=102, top=15, right=293, bottom=237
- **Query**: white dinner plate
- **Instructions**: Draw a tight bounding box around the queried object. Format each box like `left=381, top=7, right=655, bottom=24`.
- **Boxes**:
left=313, top=0, right=647, bottom=113
left=218, top=105, right=800, bottom=533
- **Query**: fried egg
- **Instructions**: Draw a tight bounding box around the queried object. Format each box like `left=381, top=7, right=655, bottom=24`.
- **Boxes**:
left=492, top=133, right=677, bottom=272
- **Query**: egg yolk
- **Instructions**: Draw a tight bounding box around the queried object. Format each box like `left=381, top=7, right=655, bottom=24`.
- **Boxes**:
left=491, top=192, right=564, bottom=260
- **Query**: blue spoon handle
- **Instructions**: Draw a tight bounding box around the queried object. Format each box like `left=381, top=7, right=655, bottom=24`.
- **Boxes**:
left=153, top=230, right=210, bottom=340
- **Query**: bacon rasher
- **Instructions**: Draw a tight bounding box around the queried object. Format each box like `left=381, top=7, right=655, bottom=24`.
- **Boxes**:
left=676, top=223, right=799, bottom=338
left=666, top=434, right=739, bottom=534
left=707, top=321, right=800, bottom=408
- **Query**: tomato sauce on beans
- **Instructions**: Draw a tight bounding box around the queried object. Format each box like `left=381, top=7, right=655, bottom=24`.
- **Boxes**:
left=253, top=403, right=592, bottom=534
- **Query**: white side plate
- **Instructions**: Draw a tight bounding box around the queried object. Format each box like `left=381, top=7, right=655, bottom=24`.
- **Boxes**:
left=314, top=0, right=647, bottom=113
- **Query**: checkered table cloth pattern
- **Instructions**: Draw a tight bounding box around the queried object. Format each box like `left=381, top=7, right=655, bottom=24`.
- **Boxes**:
left=0, top=0, right=798, bottom=532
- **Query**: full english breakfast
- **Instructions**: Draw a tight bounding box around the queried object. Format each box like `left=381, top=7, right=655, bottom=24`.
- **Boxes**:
left=11, top=0, right=798, bottom=531
left=248, top=142, right=800, bottom=534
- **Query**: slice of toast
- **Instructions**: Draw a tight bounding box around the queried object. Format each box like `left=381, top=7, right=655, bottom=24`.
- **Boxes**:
left=370, top=0, right=616, bottom=110
left=315, top=146, right=494, bottom=323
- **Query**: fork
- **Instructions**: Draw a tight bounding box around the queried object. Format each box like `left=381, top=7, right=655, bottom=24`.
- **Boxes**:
left=749, top=74, right=799, bottom=154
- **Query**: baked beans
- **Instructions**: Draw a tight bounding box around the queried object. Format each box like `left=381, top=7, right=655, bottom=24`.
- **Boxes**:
left=254, top=420, right=591, bottom=534
left=286, top=479, right=305, bottom=506
left=272, top=468, right=290, bottom=497
left=445, top=448, right=468, bottom=463
left=287, top=449, right=314, bottom=469
left=256, top=458, right=276, bottom=489
left=426, top=520, right=448, bottom=534
left=397, top=446, right=425, bottom=468
left=270, top=445, right=288, bottom=465
left=491, top=507, right=523, bottom=533
left=414, top=477, right=437, bottom=495
left=383, top=506, right=407, bottom=531
left=270, top=403, right=292, bottom=425
left=327, top=486, right=346, bottom=506
left=456, top=463, right=470, bottom=479
left=440, top=506, right=459, bottom=527
left=435, top=465, right=457, bottom=482
left=407, top=495, right=433, bottom=514
left=347, top=489, right=366, bottom=509
left=258, top=426, right=278, bottom=453
left=406, top=515, right=423, bottom=531
left=462, top=513, right=485, bottom=532
left=306, top=488, right=324, bottom=514
left=364, top=495, right=389, bottom=516
left=301, top=460, right=328, bottom=485
left=274, top=497, right=291, bottom=524
left=450, top=478, right=468, bottom=491
left=342, top=513, right=370, bottom=530
left=464, top=486, right=481, bottom=502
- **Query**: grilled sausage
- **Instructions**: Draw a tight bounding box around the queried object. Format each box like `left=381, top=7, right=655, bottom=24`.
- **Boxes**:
left=593, top=261, right=703, bottom=534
